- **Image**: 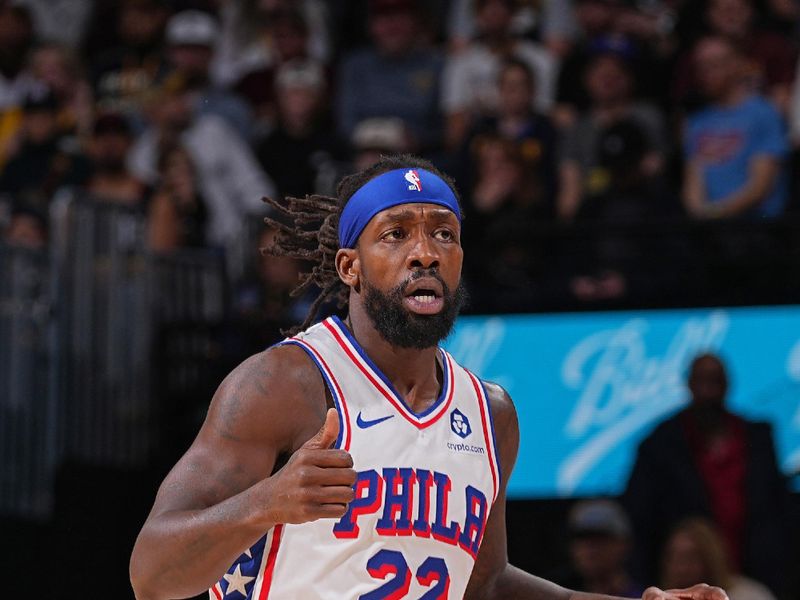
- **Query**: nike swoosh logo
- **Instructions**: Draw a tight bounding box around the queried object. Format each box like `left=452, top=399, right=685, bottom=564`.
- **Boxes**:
left=356, top=412, right=394, bottom=429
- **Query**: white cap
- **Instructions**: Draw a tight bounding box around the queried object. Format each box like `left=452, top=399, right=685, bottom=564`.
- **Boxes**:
left=275, top=59, right=325, bottom=92
left=166, top=10, right=219, bottom=47
left=351, top=117, right=408, bottom=152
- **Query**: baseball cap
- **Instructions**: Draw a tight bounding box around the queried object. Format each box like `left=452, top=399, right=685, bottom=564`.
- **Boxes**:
left=166, top=10, right=219, bottom=46
left=275, top=59, right=325, bottom=93
left=351, top=117, right=408, bottom=153
left=568, top=500, right=632, bottom=538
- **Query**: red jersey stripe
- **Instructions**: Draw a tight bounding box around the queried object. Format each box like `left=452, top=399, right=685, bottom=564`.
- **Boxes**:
left=258, top=524, right=284, bottom=600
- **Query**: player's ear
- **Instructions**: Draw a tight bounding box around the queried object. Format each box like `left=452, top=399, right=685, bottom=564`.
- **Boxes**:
left=335, top=248, right=360, bottom=292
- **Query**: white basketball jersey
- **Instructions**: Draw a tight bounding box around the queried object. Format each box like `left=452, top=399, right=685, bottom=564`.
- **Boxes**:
left=210, top=316, right=501, bottom=600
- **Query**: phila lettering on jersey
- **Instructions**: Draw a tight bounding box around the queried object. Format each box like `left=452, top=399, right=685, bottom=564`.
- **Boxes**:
left=210, top=316, right=502, bottom=600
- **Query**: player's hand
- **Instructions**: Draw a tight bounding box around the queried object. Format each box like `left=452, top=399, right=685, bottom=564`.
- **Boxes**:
left=262, top=408, right=356, bottom=525
left=642, top=583, right=729, bottom=600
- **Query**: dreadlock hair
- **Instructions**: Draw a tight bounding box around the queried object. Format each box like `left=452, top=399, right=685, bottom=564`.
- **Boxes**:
left=263, top=154, right=463, bottom=336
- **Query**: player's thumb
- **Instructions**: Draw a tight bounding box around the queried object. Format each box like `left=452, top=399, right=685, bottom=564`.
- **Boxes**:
left=302, top=408, right=340, bottom=450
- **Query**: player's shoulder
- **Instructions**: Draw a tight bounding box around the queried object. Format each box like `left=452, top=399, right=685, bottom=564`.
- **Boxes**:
left=218, top=343, right=322, bottom=399
left=204, top=343, right=327, bottom=451
left=479, top=379, right=518, bottom=433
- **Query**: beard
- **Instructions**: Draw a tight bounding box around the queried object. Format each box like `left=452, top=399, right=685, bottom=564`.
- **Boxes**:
left=362, top=270, right=467, bottom=350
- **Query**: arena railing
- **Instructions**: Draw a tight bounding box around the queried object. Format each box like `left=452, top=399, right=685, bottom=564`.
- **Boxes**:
left=48, top=193, right=228, bottom=471
left=0, top=242, right=55, bottom=519
left=2, top=193, right=228, bottom=519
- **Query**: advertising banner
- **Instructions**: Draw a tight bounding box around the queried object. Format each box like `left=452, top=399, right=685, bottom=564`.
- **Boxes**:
left=446, top=306, right=800, bottom=497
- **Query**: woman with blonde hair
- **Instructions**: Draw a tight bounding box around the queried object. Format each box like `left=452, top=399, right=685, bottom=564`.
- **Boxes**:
left=660, top=518, right=776, bottom=600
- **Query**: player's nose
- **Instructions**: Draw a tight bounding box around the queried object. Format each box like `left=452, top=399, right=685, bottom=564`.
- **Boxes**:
left=406, top=230, right=440, bottom=270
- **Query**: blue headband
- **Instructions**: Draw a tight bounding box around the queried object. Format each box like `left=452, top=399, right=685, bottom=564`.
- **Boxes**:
left=337, top=168, right=461, bottom=249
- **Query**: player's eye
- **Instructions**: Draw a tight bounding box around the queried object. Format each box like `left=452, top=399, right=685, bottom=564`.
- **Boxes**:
left=434, top=228, right=456, bottom=242
left=382, top=228, right=405, bottom=241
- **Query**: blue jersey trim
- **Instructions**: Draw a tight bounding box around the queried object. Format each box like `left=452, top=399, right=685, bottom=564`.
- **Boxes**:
left=279, top=339, right=345, bottom=450
left=329, top=316, right=450, bottom=420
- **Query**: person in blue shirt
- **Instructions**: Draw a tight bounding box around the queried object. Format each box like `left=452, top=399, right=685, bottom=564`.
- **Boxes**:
left=335, top=0, right=444, bottom=154
left=683, top=35, right=789, bottom=219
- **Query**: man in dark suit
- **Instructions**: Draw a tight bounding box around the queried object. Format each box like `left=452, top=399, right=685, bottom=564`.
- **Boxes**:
left=624, top=353, right=788, bottom=596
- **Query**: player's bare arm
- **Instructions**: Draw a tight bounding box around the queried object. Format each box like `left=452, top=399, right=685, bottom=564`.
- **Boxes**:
left=129, top=344, right=354, bottom=600
left=464, top=382, right=729, bottom=600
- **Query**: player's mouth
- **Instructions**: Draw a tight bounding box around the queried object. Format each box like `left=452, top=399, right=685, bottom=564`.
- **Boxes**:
left=403, top=278, right=444, bottom=315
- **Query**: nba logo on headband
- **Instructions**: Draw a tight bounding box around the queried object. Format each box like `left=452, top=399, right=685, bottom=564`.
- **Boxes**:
left=404, top=170, right=422, bottom=192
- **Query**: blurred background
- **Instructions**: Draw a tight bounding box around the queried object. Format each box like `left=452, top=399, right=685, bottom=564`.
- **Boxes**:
left=0, top=0, right=799, bottom=597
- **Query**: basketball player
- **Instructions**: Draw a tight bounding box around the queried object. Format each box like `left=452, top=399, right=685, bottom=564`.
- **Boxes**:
left=130, top=155, right=728, bottom=600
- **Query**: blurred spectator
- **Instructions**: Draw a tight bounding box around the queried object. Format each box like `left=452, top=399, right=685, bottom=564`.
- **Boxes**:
left=256, top=59, right=342, bottom=199
left=612, top=1, right=680, bottom=58
left=541, top=0, right=681, bottom=63
left=336, top=0, right=443, bottom=154
left=555, top=0, right=622, bottom=125
left=230, top=7, right=314, bottom=130
left=441, top=0, right=556, bottom=150
left=462, top=134, right=549, bottom=308
left=555, top=499, right=644, bottom=597
left=539, top=0, right=581, bottom=59
left=90, top=0, right=169, bottom=122
left=466, top=134, right=546, bottom=226
left=351, top=117, right=412, bottom=172
left=554, top=1, right=666, bottom=127
left=3, top=202, right=46, bottom=249
left=129, top=76, right=276, bottom=264
left=29, top=43, right=94, bottom=141
left=557, top=49, right=667, bottom=221
left=566, top=118, right=680, bottom=305
left=682, top=36, right=789, bottom=220
left=762, top=0, right=800, bottom=38
left=624, top=352, right=789, bottom=596
left=164, top=10, right=253, bottom=141
left=84, top=112, right=146, bottom=206
left=16, top=0, right=94, bottom=47
left=212, top=0, right=332, bottom=89
left=0, top=3, right=36, bottom=109
left=661, top=518, right=777, bottom=600
left=148, top=144, right=207, bottom=251
left=458, top=58, right=558, bottom=205
left=0, top=3, right=40, bottom=166
left=445, top=0, right=541, bottom=52
left=0, top=88, right=90, bottom=209
left=672, top=0, right=798, bottom=114
left=577, top=118, right=676, bottom=222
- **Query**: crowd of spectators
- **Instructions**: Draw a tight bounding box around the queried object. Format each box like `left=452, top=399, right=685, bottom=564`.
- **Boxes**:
left=0, top=0, right=798, bottom=315
left=0, top=0, right=798, bottom=323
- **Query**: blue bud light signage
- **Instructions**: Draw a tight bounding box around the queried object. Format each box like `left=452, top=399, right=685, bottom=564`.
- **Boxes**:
left=445, top=306, right=800, bottom=498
